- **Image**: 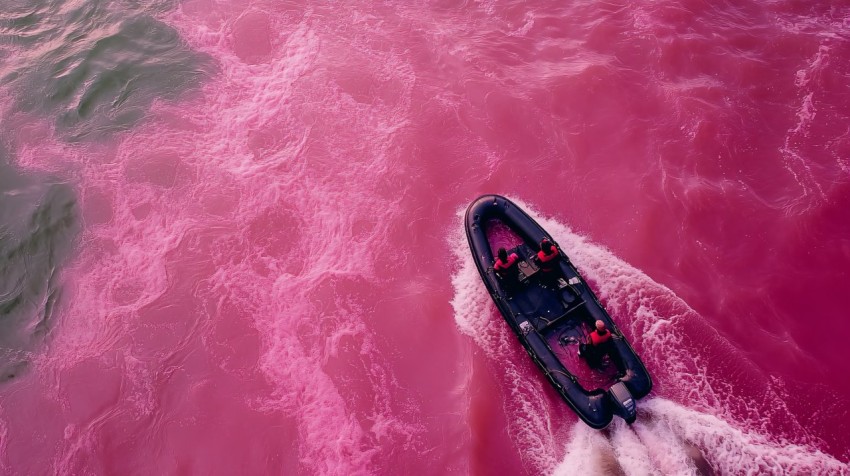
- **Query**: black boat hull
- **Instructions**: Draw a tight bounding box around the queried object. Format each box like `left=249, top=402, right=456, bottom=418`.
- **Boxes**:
left=464, top=195, right=652, bottom=429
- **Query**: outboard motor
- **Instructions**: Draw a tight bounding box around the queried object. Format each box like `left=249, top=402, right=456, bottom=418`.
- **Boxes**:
left=608, top=382, right=636, bottom=424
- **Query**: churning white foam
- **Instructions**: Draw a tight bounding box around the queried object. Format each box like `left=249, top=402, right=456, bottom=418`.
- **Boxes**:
left=449, top=196, right=849, bottom=475
left=555, top=398, right=848, bottom=475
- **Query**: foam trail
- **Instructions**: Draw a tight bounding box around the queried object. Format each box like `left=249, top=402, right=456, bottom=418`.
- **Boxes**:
left=449, top=196, right=849, bottom=475
left=449, top=215, right=560, bottom=472
left=556, top=398, right=848, bottom=476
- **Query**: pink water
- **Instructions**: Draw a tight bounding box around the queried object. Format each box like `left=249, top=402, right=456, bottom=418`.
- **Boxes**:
left=2, top=1, right=850, bottom=474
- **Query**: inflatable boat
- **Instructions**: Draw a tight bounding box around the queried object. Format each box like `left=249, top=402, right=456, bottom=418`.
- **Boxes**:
left=464, top=195, right=652, bottom=429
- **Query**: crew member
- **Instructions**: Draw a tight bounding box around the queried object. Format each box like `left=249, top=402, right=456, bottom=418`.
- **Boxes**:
left=589, top=320, right=612, bottom=346
left=581, top=320, right=614, bottom=368
left=493, top=247, right=519, bottom=279
left=537, top=238, right=560, bottom=273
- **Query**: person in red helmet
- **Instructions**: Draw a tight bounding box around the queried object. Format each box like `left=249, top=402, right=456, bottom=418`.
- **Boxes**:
left=493, top=247, right=519, bottom=279
left=537, top=238, right=560, bottom=274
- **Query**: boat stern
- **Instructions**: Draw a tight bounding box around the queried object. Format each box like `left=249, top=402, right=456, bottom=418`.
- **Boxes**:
left=608, top=381, right=637, bottom=424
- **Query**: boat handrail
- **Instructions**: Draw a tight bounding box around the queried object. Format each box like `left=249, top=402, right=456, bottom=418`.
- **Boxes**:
left=540, top=300, right=587, bottom=331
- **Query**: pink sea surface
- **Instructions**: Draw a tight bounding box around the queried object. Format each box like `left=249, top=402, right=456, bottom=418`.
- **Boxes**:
left=2, top=1, right=850, bottom=474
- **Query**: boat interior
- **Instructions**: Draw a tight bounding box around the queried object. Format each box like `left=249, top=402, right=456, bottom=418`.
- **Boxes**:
left=493, top=242, right=625, bottom=390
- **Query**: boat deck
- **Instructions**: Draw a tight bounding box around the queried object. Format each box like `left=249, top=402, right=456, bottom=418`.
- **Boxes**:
left=499, top=244, right=620, bottom=391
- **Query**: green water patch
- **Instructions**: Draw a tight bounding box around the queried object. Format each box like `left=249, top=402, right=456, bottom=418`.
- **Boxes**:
left=0, top=0, right=214, bottom=141
left=0, top=151, right=78, bottom=381
left=0, top=0, right=210, bottom=376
